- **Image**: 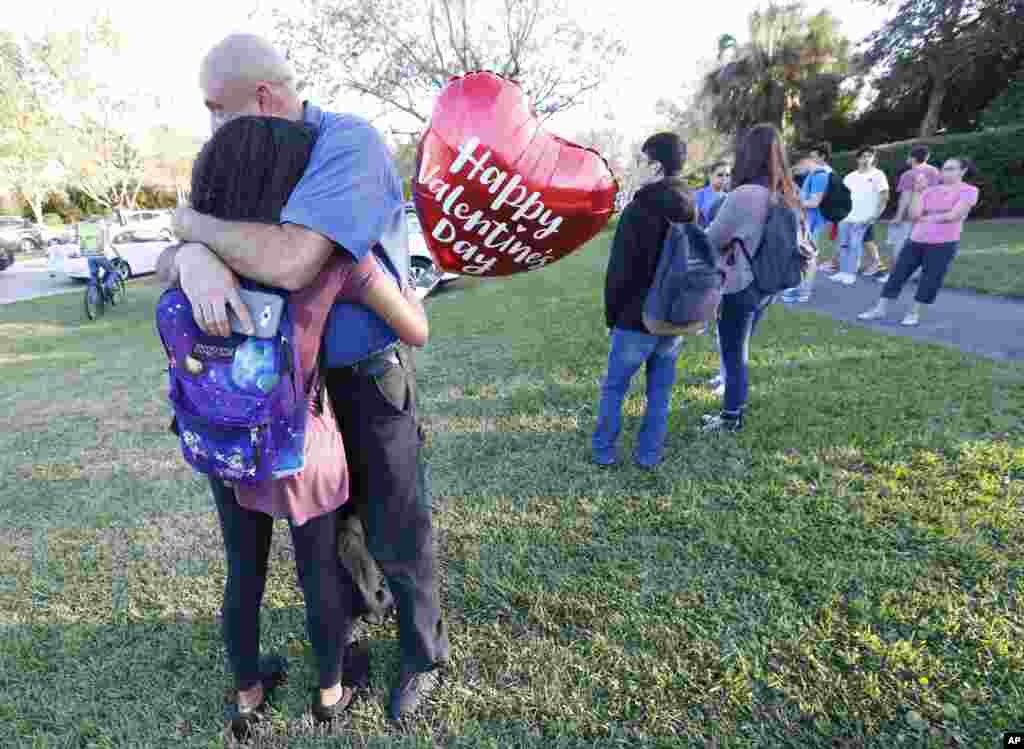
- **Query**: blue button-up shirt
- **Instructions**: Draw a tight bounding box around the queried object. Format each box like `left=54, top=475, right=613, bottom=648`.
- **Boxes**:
left=280, top=102, right=407, bottom=367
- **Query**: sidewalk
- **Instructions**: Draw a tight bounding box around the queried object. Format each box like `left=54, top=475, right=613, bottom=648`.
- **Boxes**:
left=792, top=273, right=1024, bottom=361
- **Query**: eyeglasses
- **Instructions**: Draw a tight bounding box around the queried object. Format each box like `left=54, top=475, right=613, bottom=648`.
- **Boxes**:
left=714, top=172, right=731, bottom=178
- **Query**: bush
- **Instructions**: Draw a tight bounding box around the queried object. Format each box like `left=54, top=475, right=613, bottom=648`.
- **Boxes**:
left=980, top=73, right=1024, bottom=129
left=831, top=125, right=1024, bottom=218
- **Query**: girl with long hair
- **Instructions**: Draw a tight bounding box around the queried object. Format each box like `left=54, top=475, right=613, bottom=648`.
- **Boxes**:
left=175, top=115, right=428, bottom=738
left=702, top=124, right=802, bottom=433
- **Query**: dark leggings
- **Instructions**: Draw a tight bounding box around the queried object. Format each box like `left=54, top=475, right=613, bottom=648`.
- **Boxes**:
left=881, top=240, right=958, bottom=305
left=210, top=479, right=354, bottom=691
left=717, top=284, right=772, bottom=415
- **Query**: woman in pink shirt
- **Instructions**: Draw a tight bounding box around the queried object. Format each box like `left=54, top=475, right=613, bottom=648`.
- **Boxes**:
left=858, top=157, right=979, bottom=326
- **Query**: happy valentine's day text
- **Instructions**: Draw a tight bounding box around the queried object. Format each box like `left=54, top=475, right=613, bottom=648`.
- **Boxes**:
left=418, top=137, right=565, bottom=274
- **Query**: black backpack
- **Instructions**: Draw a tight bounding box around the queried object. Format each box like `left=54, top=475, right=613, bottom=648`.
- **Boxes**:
left=738, top=202, right=806, bottom=295
left=818, top=170, right=852, bottom=223
left=643, top=221, right=723, bottom=336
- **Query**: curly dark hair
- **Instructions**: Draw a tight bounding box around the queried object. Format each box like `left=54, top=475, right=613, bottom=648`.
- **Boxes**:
left=190, top=116, right=316, bottom=222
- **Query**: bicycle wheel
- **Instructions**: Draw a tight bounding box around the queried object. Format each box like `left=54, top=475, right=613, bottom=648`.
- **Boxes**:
left=108, top=274, right=126, bottom=306
left=84, top=283, right=104, bottom=320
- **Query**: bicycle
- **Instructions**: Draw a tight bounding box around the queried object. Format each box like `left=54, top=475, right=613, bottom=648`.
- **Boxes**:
left=83, top=263, right=126, bottom=321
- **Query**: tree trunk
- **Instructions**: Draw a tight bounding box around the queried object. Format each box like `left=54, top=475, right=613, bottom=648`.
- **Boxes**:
left=919, top=76, right=948, bottom=137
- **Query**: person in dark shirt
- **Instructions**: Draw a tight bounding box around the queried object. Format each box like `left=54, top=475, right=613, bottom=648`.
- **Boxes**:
left=593, top=132, right=694, bottom=469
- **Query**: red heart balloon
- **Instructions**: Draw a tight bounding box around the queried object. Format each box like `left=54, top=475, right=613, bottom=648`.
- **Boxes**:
left=413, top=72, right=618, bottom=277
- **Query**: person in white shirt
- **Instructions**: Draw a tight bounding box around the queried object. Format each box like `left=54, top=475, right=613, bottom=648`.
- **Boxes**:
left=830, top=147, right=890, bottom=286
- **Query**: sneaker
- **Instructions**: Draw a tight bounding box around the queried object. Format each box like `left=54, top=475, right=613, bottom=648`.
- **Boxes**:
left=838, top=273, right=856, bottom=286
left=857, top=306, right=886, bottom=321
left=828, top=272, right=846, bottom=282
left=389, top=669, right=440, bottom=721
left=900, top=312, right=920, bottom=327
left=875, top=273, right=890, bottom=284
left=712, top=382, right=725, bottom=398
left=860, top=262, right=881, bottom=276
left=701, top=412, right=743, bottom=434
left=707, top=374, right=724, bottom=388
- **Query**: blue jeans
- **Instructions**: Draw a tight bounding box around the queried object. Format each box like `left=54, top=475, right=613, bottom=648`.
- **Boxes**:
left=781, top=223, right=825, bottom=302
left=838, top=221, right=870, bottom=275
left=87, top=256, right=119, bottom=291
left=592, top=328, right=682, bottom=466
left=718, top=285, right=772, bottom=415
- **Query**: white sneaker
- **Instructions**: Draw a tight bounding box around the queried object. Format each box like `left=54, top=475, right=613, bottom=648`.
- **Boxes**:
left=875, top=274, right=890, bottom=284
left=712, top=383, right=725, bottom=398
left=901, top=312, right=920, bottom=327
left=707, top=374, right=724, bottom=388
left=838, top=273, right=857, bottom=286
left=828, top=272, right=846, bottom=282
left=857, top=306, right=886, bottom=321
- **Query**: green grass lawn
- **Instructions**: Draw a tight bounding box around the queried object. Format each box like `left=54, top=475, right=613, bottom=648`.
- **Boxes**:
left=816, top=220, right=1024, bottom=298
left=1, top=236, right=1023, bottom=748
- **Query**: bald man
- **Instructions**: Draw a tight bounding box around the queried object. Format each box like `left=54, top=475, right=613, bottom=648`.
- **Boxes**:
left=161, top=33, right=449, bottom=723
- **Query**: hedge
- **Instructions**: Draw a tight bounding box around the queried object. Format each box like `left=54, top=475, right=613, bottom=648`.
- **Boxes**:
left=831, top=125, right=1024, bottom=218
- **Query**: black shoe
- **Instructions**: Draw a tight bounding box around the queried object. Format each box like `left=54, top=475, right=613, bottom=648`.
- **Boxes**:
left=388, top=668, right=440, bottom=721
left=225, top=656, right=288, bottom=741
left=310, top=685, right=356, bottom=724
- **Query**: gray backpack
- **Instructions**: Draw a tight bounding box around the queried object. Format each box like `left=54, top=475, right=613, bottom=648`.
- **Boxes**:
left=643, top=222, right=723, bottom=336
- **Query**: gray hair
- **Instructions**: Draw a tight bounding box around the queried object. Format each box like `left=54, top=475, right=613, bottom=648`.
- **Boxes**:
left=200, top=33, right=296, bottom=94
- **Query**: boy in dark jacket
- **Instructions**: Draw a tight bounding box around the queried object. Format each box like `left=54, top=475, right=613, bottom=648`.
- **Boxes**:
left=593, top=132, right=694, bottom=469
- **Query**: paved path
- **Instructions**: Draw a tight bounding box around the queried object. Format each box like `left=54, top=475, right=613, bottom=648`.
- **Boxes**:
left=795, top=272, right=1024, bottom=361
left=0, top=257, right=81, bottom=306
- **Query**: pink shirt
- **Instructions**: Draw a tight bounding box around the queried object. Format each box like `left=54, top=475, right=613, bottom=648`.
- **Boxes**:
left=234, top=253, right=379, bottom=525
left=910, top=183, right=979, bottom=244
left=896, top=164, right=941, bottom=194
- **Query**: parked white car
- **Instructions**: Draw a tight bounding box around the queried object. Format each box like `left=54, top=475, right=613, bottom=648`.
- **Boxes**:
left=54, top=232, right=175, bottom=281
left=406, top=204, right=457, bottom=298
left=112, top=209, right=175, bottom=241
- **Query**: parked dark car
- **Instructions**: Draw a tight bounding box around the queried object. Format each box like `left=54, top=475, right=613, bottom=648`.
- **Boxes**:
left=0, top=217, right=45, bottom=254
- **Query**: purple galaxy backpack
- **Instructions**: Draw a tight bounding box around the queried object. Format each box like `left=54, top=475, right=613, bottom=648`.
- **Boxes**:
left=155, top=286, right=308, bottom=484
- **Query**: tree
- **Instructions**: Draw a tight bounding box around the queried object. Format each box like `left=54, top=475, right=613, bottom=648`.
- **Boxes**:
left=66, top=103, right=147, bottom=211
left=26, top=21, right=153, bottom=211
left=698, top=3, right=854, bottom=143
left=0, top=32, right=66, bottom=221
left=656, top=89, right=733, bottom=175
left=860, top=0, right=1024, bottom=137
left=268, top=0, right=626, bottom=125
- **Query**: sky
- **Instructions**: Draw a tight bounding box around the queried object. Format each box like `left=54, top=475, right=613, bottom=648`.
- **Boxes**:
left=4, top=0, right=892, bottom=145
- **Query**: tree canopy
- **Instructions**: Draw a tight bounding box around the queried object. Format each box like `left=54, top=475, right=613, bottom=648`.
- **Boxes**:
left=859, top=0, right=1024, bottom=136
left=697, top=3, right=855, bottom=146
left=268, top=0, right=626, bottom=125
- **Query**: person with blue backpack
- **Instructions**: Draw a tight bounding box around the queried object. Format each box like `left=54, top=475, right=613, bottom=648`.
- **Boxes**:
left=592, top=131, right=694, bottom=469
left=703, top=124, right=807, bottom=433
left=159, top=33, right=448, bottom=730
left=159, top=115, right=431, bottom=739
